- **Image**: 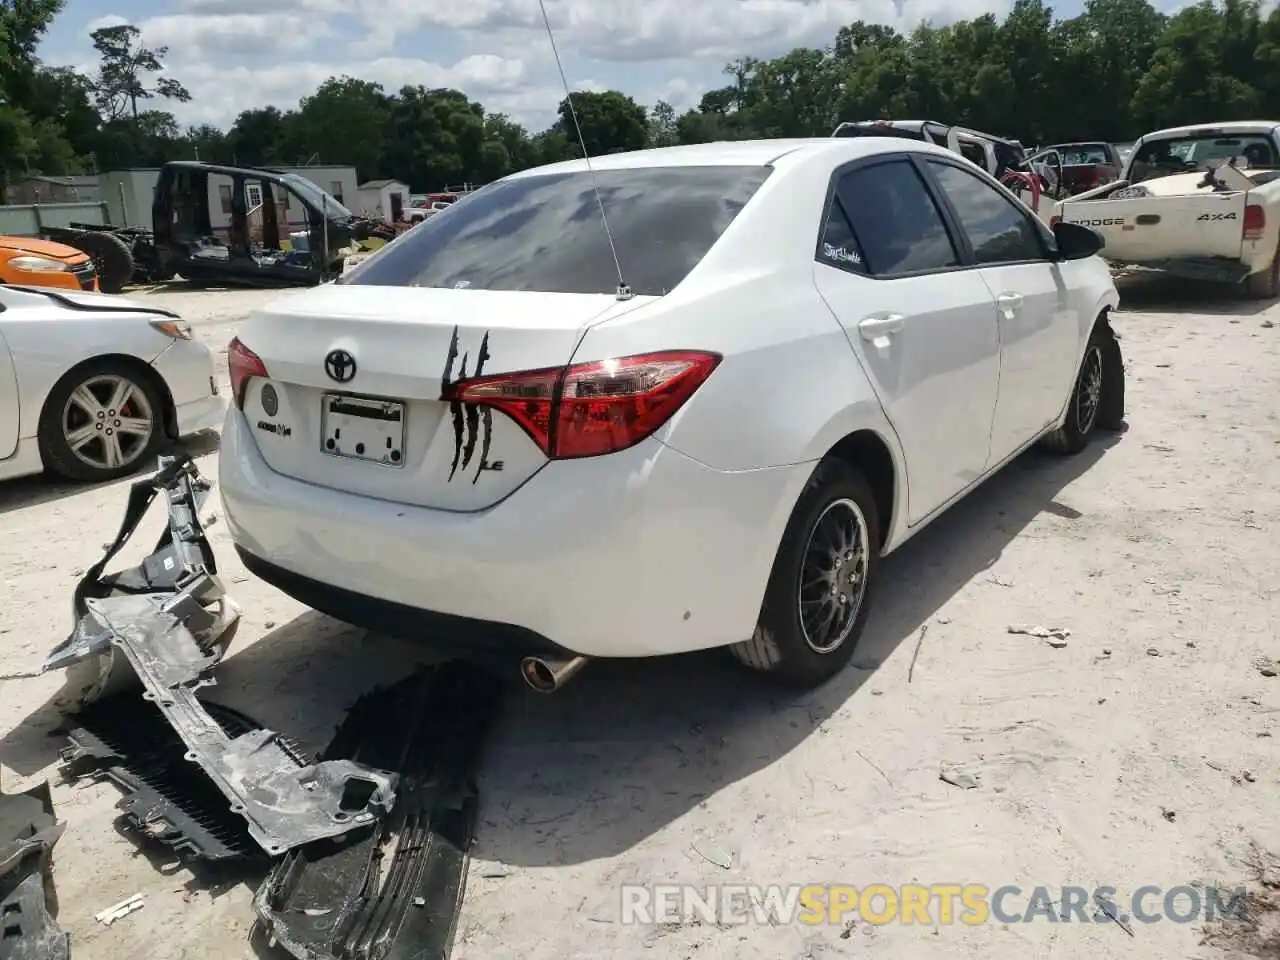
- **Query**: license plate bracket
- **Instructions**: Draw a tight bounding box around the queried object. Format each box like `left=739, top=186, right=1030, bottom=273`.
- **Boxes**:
left=320, top=394, right=406, bottom=467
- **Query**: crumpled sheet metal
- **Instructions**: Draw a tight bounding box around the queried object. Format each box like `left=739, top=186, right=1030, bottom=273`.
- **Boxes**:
left=0, top=453, right=232, bottom=697
left=0, top=781, right=70, bottom=960
left=87, top=589, right=398, bottom=855
left=1, top=454, right=398, bottom=856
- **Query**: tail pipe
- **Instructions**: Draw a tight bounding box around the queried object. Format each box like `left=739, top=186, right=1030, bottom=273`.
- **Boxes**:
left=519, top=655, right=589, bottom=693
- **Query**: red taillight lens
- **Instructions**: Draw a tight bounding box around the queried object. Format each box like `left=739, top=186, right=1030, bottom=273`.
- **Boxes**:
left=447, top=350, right=722, bottom=460
left=1244, top=204, right=1265, bottom=240
left=228, top=337, right=268, bottom=409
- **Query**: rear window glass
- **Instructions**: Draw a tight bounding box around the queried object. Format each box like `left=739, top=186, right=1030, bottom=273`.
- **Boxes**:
left=342, top=166, right=772, bottom=296
left=1131, top=134, right=1278, bottom=180
left=1058, top=145, right=1109, bottom=165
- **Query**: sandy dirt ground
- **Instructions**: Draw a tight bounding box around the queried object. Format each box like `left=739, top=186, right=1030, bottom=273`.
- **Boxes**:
left=0, top=276, right=1277, bottom=960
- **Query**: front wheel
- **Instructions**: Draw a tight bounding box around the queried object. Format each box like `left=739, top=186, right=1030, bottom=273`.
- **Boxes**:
left=38, top=359, right=165, bottom=482
left=1041, top=318, right=1125, bottom=456
left=730, top=459, right=881, bottom=688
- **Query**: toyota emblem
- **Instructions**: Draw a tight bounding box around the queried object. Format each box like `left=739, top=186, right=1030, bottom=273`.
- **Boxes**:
left=324, top=349, right=357, bottom=383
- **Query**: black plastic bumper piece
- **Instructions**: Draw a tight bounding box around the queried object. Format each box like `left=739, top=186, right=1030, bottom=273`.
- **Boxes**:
left=61, top=693, right=305, bottom=864
left=236, top=547, right=577, bottom=657
left=0, top=781, right=70, bottom=960
left=254, top=661, right=505, bottom=960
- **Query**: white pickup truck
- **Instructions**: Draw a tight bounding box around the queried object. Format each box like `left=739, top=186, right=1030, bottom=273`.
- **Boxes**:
left=1051, top=121, right=1280, bottom=298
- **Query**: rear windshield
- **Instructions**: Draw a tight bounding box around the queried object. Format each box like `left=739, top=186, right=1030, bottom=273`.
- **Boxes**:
left=1058, top=144, right=1109, bottom=165
left=833, top=123, right=929, bottom=142
left=342, top=165, right=772, bottom=296
left=1130, top=134, right=1278, bottom=181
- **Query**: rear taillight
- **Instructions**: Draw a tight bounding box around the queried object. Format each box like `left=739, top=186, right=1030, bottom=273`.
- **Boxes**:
left=1244, top=204, right=1265, bottom=240
left=446, top=350, right=721, bottom=459
left=228, top=337, right=268, bottom=409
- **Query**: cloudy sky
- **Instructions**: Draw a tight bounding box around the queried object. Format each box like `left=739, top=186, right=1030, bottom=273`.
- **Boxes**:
left=38, top=0, right=1093, bottom=134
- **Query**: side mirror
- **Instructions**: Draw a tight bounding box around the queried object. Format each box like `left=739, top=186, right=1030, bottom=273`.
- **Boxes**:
left=1052, top=220, right=1105, bottom=260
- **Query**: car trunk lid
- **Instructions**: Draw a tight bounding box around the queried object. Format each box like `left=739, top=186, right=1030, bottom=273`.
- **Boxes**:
left=1058, top=174, right=1247, bottom=262
left=235, top=284, right=631, bottom=511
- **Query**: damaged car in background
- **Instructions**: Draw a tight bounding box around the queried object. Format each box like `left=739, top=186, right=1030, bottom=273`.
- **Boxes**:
left=0, top=284, right=223, bottom=484
left=216, top=135, right=1126, bottom=695
left=2, top=454, right=500, bottom=959
left=1052, top=120, right=1280, bottom=297
left=29, top=161, right=404, bottom=293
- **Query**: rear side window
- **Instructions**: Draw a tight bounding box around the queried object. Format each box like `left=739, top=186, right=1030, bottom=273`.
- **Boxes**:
left=835, top=160, right=960, bottom=275
left=958, top=141, right=987, bottom=167
left=342, top=166, right=772, bottom=296
left=926, top=160, right=1045, bottom=264
left=1060, top=145, right=1109, bottom=165
left=816, top=198, right=867, bottom=274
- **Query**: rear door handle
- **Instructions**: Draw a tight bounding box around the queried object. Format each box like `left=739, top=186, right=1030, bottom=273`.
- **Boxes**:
left=858, top=314, right=905, bottom=343
left=997, top=293, right=1023, bottom=314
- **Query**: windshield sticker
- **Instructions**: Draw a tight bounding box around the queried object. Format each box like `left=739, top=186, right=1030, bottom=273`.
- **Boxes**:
left=441, top=326, right=501, bottom=483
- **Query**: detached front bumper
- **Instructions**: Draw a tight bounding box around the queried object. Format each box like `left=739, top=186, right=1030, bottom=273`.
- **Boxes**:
left=219, top=408, right=809, bottom=659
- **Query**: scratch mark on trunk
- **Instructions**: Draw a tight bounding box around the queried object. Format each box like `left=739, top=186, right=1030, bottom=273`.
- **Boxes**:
left=462, top=333, right=490, bottom=473
left=473, top=410, right=493, bottom=484
left=448, top=351, right=468, bottom=481
left=442, top=325, right=459, bottom=385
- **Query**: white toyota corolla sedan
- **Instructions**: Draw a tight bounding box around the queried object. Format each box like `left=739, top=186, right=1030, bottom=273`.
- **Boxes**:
left=219, top=136, right=1124, bottom=691
left=0, top=285, right=224, bottom=484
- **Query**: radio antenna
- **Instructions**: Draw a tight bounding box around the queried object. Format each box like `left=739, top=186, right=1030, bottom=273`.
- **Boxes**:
left=535, top=0, right=632, bottom=300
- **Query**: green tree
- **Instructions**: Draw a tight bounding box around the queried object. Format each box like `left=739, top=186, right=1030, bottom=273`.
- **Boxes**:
left=647, top=100, right=678, bottom=147
left=226, top=106, right=294, bottom=165
left=90, top=24, right=191, bottom=124
left=0, top=0, right=72, bottom=192
left=292, top=76, right=390, bottom=180
left=554, top=90, right=647, bottom=155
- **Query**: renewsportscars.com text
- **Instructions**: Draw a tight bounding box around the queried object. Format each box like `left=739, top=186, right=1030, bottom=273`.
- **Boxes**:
left=620, top=883, right=1249, bottom=927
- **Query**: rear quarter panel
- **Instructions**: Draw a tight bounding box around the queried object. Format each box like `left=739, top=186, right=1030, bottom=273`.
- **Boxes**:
left=572, top=146, right=901, bottom=475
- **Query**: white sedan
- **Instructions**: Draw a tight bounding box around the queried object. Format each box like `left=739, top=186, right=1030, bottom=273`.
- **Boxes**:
left=219, top=136, right=1125, bottom=691
left=0, top=285, right=224, bottom=484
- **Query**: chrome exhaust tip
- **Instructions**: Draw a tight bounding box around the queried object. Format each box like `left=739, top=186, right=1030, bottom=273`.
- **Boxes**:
left=519, top=655, right=588, bottom=693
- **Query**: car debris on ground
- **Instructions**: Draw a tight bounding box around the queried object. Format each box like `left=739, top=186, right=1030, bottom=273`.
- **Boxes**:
left=0, top=455, right=504, bottom=959
left=0, top=779, right=70, bottom=959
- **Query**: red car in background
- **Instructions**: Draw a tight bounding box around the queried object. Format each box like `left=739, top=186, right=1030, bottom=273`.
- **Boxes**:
left=1027, top=141, right=1125, bottom=196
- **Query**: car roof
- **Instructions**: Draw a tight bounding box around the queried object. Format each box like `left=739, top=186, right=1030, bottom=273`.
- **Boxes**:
left=504, top=137, right=962, bottom=179
left=1139, top=121, right=1280, bottom=140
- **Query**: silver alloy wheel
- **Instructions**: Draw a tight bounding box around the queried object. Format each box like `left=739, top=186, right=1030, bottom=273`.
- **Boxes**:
left=1075, top=344, right=1104, bottom=435
left=797, top=497, right=870, bottom=654
left=61, top=374, right=155, bottom=472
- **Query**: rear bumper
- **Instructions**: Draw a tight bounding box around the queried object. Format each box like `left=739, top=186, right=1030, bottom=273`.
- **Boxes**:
left=1109, top=257, right=1251, bottom=283
left=152, top=339, right=223, bottom=436
left=174, top=392, right=225, bottom=437
left=218, top=409, right=808, bottom=658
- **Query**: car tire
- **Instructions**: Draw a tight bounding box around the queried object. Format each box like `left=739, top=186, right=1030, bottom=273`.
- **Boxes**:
left=68, top=230, right=135, bottom=294
left=1041, top=317, right=1125, bottom=455
left=1245, top=251, right=1279, bottom=299
left=730, top=459, right=881, bottom=688
left=38, top=358, right=166, bottom=483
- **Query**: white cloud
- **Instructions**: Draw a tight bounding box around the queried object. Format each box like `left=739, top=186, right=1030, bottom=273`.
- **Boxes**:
left=52, top=0, right=1012, bottom=131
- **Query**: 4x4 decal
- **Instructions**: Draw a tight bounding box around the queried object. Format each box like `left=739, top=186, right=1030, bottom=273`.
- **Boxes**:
left=441, top=326, right=502, bottom=484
